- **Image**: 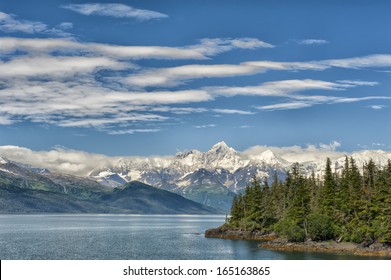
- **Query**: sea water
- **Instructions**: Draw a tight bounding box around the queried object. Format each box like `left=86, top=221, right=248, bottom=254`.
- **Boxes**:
left=0, top=214, right=386, bottom=260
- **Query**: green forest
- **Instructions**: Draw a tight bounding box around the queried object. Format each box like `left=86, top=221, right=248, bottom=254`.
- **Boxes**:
left=228, top=157, right=391, bottom=244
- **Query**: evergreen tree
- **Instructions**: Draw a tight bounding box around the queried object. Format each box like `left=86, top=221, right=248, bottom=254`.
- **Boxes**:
left=225, top=157, right=390, bottom=245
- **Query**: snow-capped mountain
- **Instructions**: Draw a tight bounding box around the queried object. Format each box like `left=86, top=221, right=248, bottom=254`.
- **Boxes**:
left=89, top=142, right=391, bottom=211
left=301, top=150, right=391, bottom=178
left=89, top=141, right=289, bottom=211
left=2, top=143, right=390, bottom=212
left=0, top=156, right=7, bottom=164
left=90, top=141, right=287, bottom=188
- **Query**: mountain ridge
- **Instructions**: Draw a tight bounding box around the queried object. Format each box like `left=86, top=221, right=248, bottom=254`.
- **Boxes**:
left=89, top=143, right=391, bottom=211
left=2, top=143, right=390, bottom=212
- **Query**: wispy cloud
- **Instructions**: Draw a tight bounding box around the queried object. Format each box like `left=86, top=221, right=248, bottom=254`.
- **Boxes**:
left=123, top=61, right=325, bottom=88
left=257, top=101, right=313, bottom=111
left=0, top=145, right=118, bottom=176
left=212, top=109, right=255, bottom=115
left=319, top=140, right=342, bottom=151
left=239, top=125, right=252, bottom=128
left=0, top=115, right=13, bottom=125
left=208, top=79, right=351, bottom=97
left=107, top=128, right=161, bottom=135
left=123, top=54, right=391, bottom=88
left=257, top=96, right=391, bottom=111
left=0, top=37, right=271, bottom=60
left=207, top=79, right=385, bottom=111
left=62, top=3, right=168, bottom=20
left=56, top=114, right=167, bottom=129
left=0, top=55, right=128, bottom=78
left=324, top=54, right=391, bottom=69
left=125, top=63, right=260, bottom=87
left=369, top=105, right=387, bottom=110
left=1, top=34, right=390, bottom=131
left=372, top=142, right=386, bottom=147
left=194, top=124, right=216, bottom=128
left=243, top=141, right=344, bottom=163
left=297, top=39, right=329, bottom=45
left=190, top=38, right=274, bottom=56
left=0, top=12, right=72, bottom=36
left=0, top=76, right=213, bottom=130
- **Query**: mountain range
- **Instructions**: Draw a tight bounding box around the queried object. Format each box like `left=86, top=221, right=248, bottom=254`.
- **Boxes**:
left=89, top=141, right=391, bottom=211
left=1, top=142, right=390, bottom=213
left=0, top=158, right=215, bottom=214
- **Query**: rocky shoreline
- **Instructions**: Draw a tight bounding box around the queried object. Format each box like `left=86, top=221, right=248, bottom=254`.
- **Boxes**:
left=205, top=227, right=391, bottom=257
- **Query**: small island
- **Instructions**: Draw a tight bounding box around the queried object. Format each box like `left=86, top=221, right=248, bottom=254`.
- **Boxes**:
left=206, top=157, right=391, bottom=257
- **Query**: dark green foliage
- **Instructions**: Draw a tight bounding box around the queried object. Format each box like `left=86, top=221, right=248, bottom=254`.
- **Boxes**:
left=274, top=218, right=306, bottom=242
left=228, top=157, right=391, bottom=244
left=307, top=213, right=335, bottom=241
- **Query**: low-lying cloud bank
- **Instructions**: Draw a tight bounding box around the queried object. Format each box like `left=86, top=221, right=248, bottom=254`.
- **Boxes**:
left=0, top=141, right=378, bottom=177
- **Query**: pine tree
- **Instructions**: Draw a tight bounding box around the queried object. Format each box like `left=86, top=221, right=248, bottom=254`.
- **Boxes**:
left=319, top=158, right=336, bottom=217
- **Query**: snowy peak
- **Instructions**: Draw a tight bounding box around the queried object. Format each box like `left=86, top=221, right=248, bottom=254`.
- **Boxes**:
left=209, top=141, right=236, bottom=154
left=205, top=142, right=247, bottom=172
left=334, top=150, right=391, bottom=170
left=175, top=149, right=201, bottom=159
left=255, top=150, right=287, bottom=166
left=0, top=156, right=8, bottom=164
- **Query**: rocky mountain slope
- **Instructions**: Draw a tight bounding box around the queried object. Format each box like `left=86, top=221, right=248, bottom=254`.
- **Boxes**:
left=89, top=142, right=391, bottom=211
left=2, top=143, right=390, bottom=213
left=0, top=157, right=216, bottom=214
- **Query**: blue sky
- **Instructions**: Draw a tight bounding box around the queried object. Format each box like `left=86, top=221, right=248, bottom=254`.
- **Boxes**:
left=0, top=0, right=390, bottom=156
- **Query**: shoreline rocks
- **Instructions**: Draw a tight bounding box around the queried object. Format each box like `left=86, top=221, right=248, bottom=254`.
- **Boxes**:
left=205, top=227, right=391, bottom=257
left=260, top=240, right=391, bottom=257
left=205, top=227, right=277, bottom=241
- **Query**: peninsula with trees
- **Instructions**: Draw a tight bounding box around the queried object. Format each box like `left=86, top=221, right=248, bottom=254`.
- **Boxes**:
left=206, top=157, right=391, bottom=257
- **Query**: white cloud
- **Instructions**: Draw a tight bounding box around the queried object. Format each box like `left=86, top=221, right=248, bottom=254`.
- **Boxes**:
left=149, top=107, right=208, bottom=114
left=1, top=34, right=390, bottom=131
left=212, top=109, right=255, bottom=115
left=369, top=105, right=387, bottom=110
left=194, top=124, right=216, bottom=128
left=319, top=140, right=342, bottom=151
left=0, top=12, right=71, bottom=36
left=0, top=145, right=118, bottom=176
left=243, top=141, right=344, bottom=163
left=323, top=54, right=391, bottom=69
left=209, top=79, right=349, bottom=97
left=336, top=80, right=379, bottom=86
left=298, top=39, right=329, bottom=45
left=257, top=96, right=391, bottom=111
left=124, top=63, right=261, bottom=87
left=108, top=128, right=161, bottom=135
left=257, top=101, right=313, bottom=111
left=372, top=142, right=386, bottom=147
left=0, top=76, right=213, bottom=131
left=0, top=55, right=128, bottom=78
left=62, top=3, right=168, bottom=20
left=56, top=114, right=167, bottom=128
left=220, top=79, right=385, bottom=111
left=189, top=38, right=273, bottom=56
left=0, top=37, right=271, bottom=60
left=0, top=115, right=13, bottom=125
left=123, top=61, right=327, bottom=88
left=57, top=22, right=73, bottom=30
left=123, top=54, right=391, bottom=88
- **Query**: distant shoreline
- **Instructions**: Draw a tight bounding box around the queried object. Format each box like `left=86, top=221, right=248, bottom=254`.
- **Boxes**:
left=205, top=227, right=391, bottom=257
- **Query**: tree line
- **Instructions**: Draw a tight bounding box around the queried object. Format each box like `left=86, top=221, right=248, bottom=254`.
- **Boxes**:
left=228, top=157, right=391, bottom=244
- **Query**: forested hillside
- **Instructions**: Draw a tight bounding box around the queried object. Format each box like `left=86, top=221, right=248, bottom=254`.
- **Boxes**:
left=228, top=157, right=391, bottom=244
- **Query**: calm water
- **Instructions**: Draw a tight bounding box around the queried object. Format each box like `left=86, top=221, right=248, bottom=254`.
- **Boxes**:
left=0, top=214, right=386, bottom=260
